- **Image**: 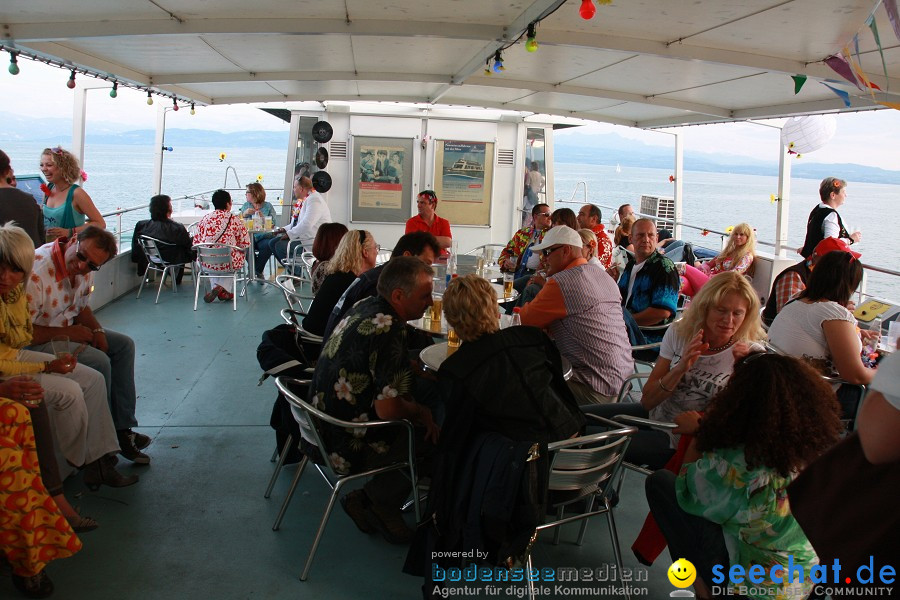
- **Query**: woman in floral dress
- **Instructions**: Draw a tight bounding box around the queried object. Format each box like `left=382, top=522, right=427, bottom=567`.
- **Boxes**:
left=192, top=189, right=250, bottom=302
left=646, top=353, right=842, bottom=600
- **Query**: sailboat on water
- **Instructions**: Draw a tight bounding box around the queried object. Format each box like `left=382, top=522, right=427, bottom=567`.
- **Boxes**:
left=615, top=163, right=621, bottom=174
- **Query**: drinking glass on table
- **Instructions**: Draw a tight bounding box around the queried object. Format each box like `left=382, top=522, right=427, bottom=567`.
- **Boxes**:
left=447, top=328, right=460, bottom=356
left=430, top=295, right=443, bottom=321
left=503, top=272, right=514, bottom=298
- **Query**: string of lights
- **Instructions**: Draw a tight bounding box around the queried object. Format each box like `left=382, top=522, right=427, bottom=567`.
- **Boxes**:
left=483, top=0, right=613, bottom=75
left=1, top=43, right=202, bottom=113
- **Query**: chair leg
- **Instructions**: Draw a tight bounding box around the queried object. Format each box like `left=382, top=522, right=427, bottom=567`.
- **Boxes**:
left=526, top=554, right=536, bottom=600
left=552, top=507, right=564, bottom=545
left=136, top=267, right=150, bottom=299
left=155, top=269, right=167, bottom=304
left=193, top=274, right=201, bottom=310
left=272, top=455, right=308, bottom=531
left=575, top=497, right=594, bottom=546
left=605, top=506, right=630, bottom=600
left=299, top=480, right=346, bottom=581
left=265, top=434, right=294, bottom=499
left=232, top=275, right=238, bottom=310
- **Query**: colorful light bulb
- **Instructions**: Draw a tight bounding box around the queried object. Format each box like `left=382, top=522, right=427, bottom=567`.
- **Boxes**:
left=109, top=81, right=118, bottom=98
left=579, top=0, right=596, bottom=20
left=66, top=70, right=76, bottom=89
left=146, top=91, right=154, bottom=105
left=8, top=52, right=19, bottom=75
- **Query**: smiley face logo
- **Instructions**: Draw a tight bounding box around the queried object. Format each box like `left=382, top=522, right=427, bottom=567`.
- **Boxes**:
left=668, top=558, right=697, bottom=588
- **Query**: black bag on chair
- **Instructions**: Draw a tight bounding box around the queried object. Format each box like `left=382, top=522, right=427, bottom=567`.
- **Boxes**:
left=257, top=324, right=315, bottom=463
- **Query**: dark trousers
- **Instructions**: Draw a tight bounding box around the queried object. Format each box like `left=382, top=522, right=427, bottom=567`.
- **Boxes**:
left=30, top=403, right=63, bottom=496
left=645, top=470, right=735, bottom=597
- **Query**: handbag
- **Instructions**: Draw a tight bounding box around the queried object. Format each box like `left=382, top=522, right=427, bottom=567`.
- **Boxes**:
left=787, top=433, right=900, bottom=572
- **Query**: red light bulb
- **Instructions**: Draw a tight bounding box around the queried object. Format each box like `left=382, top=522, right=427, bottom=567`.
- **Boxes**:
left=579, top=0, right=596, bottom=19
left=66, top=71, right=76, bottom=89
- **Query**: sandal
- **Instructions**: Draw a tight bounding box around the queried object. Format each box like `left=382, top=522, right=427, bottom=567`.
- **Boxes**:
left=217, top=288, right=235, bottom=302
left=12, top=570, right=54, bottom=598
left=66, top=513, right=99, bottom=533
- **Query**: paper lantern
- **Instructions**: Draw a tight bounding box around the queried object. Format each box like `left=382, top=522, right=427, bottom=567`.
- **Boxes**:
left=780, top=115, right=837, bottom=155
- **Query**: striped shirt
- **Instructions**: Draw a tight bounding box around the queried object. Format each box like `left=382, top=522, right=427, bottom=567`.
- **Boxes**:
left=519, top=258, right=632, bottom=396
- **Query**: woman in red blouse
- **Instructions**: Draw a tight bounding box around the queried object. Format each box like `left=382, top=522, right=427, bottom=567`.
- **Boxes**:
left=192, top=189, right=250, bottom=302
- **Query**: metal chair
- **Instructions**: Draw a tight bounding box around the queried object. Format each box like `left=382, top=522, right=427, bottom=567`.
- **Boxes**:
left=465, top=243, right=506, bottom=266
left=280, top=239, right=306, bottom=276
left=191, top=243, right=249, bottom=310
left=526, top=418, right=637, bottom=600
left=135, top=236, right=193, bottom=304
left=275, top=274, right=315, bottom=313
left=273, top=376, right=421, bottom=581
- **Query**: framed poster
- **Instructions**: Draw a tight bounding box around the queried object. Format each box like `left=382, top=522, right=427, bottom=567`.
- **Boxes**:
left=351, top=136, right=415, bottom=223
left=433, top=140, right=494, bottom=226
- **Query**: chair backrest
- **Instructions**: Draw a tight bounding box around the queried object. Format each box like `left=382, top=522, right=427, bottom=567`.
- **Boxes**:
left=138, top=236, right=168, bottom=266
left=300, top=251, right=316, bottom=276
left=616, top=372, right=650, bottom=403
left=375, top=248, right=392, bottom=265
left=546, top=426, right=636, bottom=503
left=193, top=243, right=239, bottom=270
left=280, top=308, right=324, bottom=344
left=275, top=274, right=314, bottom=312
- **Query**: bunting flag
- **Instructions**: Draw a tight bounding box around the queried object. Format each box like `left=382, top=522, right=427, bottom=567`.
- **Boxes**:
left=876, top=101, right=900, bottom=110
left=868, top=15, right=891, bottom=91
left=792, top=74, right=807, bottom=94
left=825, top=54, right=862, bottom=89
left=821, top=82, right=852, bottom=107
left=843, top=45, right=882, bottom=98
left=886, top=0, right=900, bottom=41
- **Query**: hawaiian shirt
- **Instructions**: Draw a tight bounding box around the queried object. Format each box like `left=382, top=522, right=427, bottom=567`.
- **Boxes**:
left=312, top=296, right=413, bottom=475
left=26, top=239, right=92, bottom=327
left=192, top=210, right=250, bottom=271
left=591, top=223, right=614, bottom=269
left=499, top=225, right=545, bottom=272
left=617, top=250, right=679, bottom=341
left=677, top=447, right=818, bottom=600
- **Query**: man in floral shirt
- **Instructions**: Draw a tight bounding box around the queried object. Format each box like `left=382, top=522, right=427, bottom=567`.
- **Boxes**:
left=313, top=256, right=439, bottom=544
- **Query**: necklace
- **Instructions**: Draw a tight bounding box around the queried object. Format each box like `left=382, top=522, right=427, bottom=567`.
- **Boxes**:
left=706, top=336, right=734, bottom=352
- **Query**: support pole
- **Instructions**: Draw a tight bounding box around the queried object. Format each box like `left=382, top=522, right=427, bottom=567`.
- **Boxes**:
left=775, top=141, right=792, bottom=258
left=673, top=132, right=684, bottom=239
left=152, top=104, right=167, bottom=196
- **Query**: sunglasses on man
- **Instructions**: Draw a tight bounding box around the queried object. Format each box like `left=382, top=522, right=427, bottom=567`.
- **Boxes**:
left=75, top=241, right=103, bottom=272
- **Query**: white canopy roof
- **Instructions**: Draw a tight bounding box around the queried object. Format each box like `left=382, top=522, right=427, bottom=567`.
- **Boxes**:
left=3, top=0, right=899, bottom=128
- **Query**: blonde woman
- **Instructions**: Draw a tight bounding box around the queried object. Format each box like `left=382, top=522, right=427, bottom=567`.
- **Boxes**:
left=584, top=271, right=765, bottom=469
left=681, top=222, right=757, bottom=296
left=302, top=230, right=379, bottom=336
left=578, top=229, right=601, bottom=266
left=39, top=147, right=105, bottom=241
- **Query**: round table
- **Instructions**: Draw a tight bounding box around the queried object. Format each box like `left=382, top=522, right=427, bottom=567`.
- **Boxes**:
left=419, top=342, right=573, bottom=380
left=431, top=281, right=518, bottom=304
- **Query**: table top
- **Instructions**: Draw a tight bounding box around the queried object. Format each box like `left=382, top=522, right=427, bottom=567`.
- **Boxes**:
left=408, top=313, right=515, bottom=338
left=420, top=342, right=573, bottom=380
left=432, top=281, right=518, bottom=304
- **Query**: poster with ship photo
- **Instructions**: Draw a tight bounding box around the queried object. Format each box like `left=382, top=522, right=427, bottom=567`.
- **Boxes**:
left=351, top=136, right=414, bottom=224
left=434, top=140, right=494, bottom=226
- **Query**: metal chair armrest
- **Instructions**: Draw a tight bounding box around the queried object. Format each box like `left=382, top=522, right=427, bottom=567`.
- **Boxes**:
left=612, top=414, right=677, bottom=431
left=547, top=425, right=637, bottom=452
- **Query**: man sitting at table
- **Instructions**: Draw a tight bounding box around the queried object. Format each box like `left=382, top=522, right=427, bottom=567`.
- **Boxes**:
left=26, top=226, right=152, bottom=464
left=322, top=231, right=440, bottom=343
left=405, top=190, right=451, bottom=255
left=577, top=203, right=613, bottom=269
left=618, top=219, right=680, bottom=343
left=499, top=203, right=551, bottom=283
left=519, top=226, right=632, bottom=405
left=314, top=256, right=440, bottom=544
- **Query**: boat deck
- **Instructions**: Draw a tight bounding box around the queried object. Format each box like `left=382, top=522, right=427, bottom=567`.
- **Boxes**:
left=16, top=278, right=678, bottom=599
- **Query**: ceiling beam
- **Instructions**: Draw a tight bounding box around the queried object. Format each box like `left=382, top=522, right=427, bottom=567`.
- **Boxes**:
left=151, top=71, right=451, bottom=85
left=4, top=18, right=502, bottom=42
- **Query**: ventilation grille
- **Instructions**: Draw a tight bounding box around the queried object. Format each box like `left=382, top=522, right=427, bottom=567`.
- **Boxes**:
left=497, top=148, right=515, bottom=167
left=329, top=141, right=348, bottom=160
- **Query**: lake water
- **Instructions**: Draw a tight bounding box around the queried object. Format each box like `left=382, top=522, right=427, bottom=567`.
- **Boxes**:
left=3, top=140, right=898, bottom=300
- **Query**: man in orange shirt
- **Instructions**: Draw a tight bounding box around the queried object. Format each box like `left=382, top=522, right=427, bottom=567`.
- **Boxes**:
left=405, top=190, right=451, bottom=254
left=519, top=226, right=632, bottom=404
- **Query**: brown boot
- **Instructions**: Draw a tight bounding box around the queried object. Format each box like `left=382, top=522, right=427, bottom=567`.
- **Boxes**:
left=83, top=455, right=139, bottom=491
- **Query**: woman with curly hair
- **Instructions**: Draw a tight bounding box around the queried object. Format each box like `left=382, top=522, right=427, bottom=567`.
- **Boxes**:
left=39, top=147, right=105, bottom=242
left=679, top=222, right=757, bottom=296
left=302, top=230, right=379, bottom=336
left=646, top=352, right=843, bottom=600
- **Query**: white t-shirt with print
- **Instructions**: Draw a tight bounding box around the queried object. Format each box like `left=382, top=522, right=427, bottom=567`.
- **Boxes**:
left=768, top=299, right=859, bottom=375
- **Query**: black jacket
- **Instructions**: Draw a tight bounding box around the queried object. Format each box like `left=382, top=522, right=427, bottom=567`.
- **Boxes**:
left=132, top=218, right=194, bottom=274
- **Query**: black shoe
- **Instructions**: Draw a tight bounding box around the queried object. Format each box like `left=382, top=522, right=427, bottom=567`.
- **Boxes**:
left=364, top=501, right=414, bottom=545
left=83, top=455, right=139, bottom=491
left=340, top=490, right=375, bottom=535
left=125, top=429, right=152, bottom=450
left=12, top=570, right=54, bottom=599
left=117, top=430, right=151, bottom=465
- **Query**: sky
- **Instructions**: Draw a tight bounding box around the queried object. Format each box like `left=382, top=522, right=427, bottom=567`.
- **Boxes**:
left=3, top=56, right=900, bottom=171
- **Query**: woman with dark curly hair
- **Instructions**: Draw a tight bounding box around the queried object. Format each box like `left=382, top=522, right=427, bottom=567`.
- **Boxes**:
left=646, top=352, right=843, bottom=600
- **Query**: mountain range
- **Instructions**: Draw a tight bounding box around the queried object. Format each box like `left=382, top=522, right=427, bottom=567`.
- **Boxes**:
left=3, top=111, right=898, bottom=184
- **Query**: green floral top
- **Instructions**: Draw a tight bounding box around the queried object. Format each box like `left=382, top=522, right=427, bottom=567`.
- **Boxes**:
left=313, top=296, right=412, bottom=475
left=676, top=447, right=818, bottom=600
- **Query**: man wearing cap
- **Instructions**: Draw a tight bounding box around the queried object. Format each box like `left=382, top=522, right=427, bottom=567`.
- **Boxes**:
left=405, top=190, right=452, bottom=253
left=576, top=204, right=613, bottom=269
left=763, top=236, right=861, bottom=325
left=518, top=226, right=632, bottom=404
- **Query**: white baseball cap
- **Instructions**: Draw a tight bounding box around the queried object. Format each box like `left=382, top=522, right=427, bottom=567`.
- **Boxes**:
left=531, top=225, right=583, bottom=252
